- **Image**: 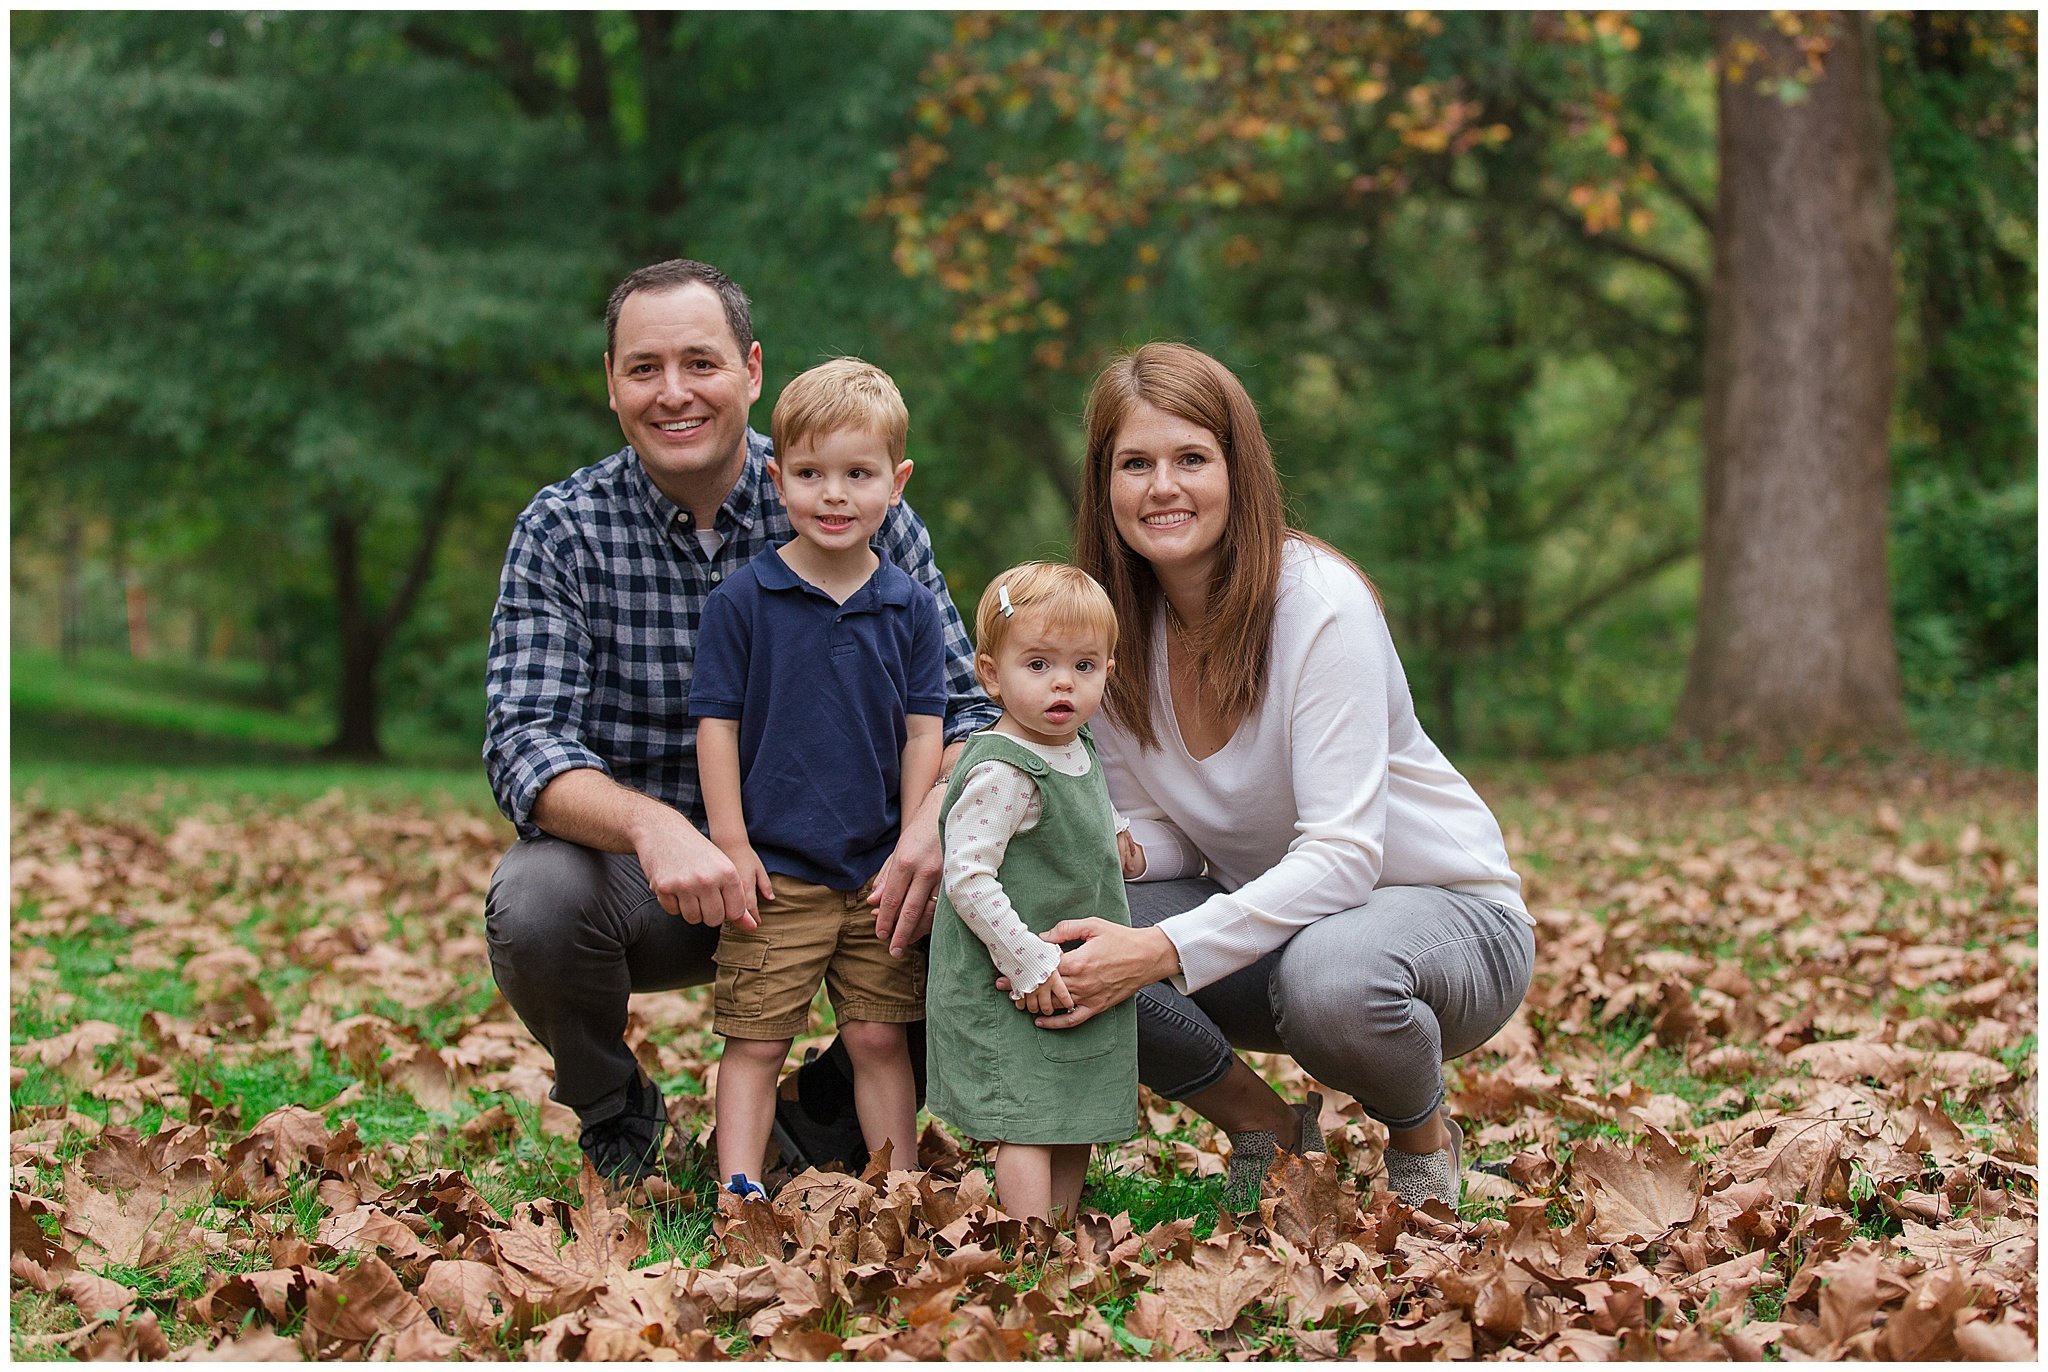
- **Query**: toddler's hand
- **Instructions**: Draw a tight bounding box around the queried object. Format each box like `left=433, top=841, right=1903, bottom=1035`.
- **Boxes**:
left=1118, top=831, right=1145, bottom=879
left=1014, top=969, right=1075, bottom=1017
left=716, top=842, right=775, bottom=930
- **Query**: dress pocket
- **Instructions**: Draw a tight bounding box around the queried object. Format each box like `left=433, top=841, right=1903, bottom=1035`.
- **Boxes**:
left=1042, top=1016, right=1117, bottom=1062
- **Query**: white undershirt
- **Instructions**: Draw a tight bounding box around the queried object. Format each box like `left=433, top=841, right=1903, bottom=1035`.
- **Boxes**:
left=940, top=730, right=1131, bottom=995
left=1096, top=541, right=1531, bottom=996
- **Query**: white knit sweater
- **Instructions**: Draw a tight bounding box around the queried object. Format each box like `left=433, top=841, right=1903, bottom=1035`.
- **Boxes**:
left=1095, top=540, right=1530, bottom=994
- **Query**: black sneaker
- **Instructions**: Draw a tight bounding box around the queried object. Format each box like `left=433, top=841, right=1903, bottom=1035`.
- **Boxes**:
left=770, top=1083, right=869, bottom=1175
left=578, top=1072, right=667, bottom=1185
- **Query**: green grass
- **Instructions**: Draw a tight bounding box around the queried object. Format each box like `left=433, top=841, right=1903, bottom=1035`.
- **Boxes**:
left=12, top=648, right=493, bottom=816
left=1084, top=1160, right=1223, bottom=1238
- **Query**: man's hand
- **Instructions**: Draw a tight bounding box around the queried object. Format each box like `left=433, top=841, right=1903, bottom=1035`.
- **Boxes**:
left=1118, top=831, right=1145, bottom=879
left=636, top=813, right=755, bottom=929
left=995, top=920, right=1180, bottom=1029
left=868, top=781, right=947, bottom=957
left=1012, top=969, right=1076, bottom=1017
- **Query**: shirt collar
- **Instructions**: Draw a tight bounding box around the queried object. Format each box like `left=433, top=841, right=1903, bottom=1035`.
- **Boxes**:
left=620, top=428, right=771, bottom=533
left=751, top=544, right=914, bottom=607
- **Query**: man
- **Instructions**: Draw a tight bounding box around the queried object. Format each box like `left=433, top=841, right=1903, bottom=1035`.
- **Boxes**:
left=484, top=259, right=998, bottom=1183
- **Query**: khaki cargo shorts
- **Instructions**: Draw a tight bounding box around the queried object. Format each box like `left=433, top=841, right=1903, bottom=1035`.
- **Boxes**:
left=712, top=876, right=926, bottom=1039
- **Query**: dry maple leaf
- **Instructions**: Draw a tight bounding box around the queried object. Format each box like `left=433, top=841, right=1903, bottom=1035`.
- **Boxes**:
left=216, top=1105, right=332, bottom=1207
left=1788, top=1038, right=2012, bottom=1092
left=187, top=1267, right=305, bottom=1330
left=300, top=1254, right=439, bottom=1348
left=1121, top=1289, right=1212, bottom=1357
left=416, top=1258, right=508, bottom=1342
left=58, top=1167, right=196, bottom=1270
left=1434, top=1248, right=1528, bottom=1342
left=58, top=1269, right=138, bottom=1320
left=1952, top=1312, right=2038, bottom=1360
left=1151, top=1229, right=1285, bottom=1332
left=15, top=1020, right=123, bottom=1084
left=1572, top=1129, right=1702, bottom=1243
left=1260, top=1147, right=1361, bottom=1252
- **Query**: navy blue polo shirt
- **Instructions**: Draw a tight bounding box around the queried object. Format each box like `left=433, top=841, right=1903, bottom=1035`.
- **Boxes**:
left=688, top=544, right=948, bottom=891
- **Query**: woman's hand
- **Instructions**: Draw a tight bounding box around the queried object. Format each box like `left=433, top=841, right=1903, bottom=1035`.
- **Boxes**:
left=995, top=920, right=1180, bottom=1028
left=1010, top=969, right=1076, bottom=1017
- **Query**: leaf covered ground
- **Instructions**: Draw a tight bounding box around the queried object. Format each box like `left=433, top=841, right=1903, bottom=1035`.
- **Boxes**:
left=10, top=757, right=2038, bottom=1360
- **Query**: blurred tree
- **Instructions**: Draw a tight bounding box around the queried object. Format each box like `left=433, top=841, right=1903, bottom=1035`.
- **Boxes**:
left=875, top=12, right=1715, bottom=746
left=1677, top=12, right=1906, bottom=748
left=13, top=12, right=601, bottom=756
left=1878, top=12, right=2037, bottom=743
left=881, top=10, right=2034, bottom=754
left=389, top=13, right=1066, bottom=605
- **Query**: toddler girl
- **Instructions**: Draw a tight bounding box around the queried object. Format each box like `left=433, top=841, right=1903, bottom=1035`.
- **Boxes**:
left=925, top=563, right=1140, bottom=1223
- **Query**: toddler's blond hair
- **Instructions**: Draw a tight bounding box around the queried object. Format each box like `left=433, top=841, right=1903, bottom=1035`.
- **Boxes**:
left=771, top=357, right=909, bottom=466
left=974, top=562, right=1119, bottom=661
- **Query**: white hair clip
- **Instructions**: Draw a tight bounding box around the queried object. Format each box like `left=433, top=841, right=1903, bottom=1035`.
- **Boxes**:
left=997, top=583, right=1015, bottom=618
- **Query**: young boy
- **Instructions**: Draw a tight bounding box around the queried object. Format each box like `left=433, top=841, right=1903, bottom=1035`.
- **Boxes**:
left=689, top=357, right=945, bottom=1202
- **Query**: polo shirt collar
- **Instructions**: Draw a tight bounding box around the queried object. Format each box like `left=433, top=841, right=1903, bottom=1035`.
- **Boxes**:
left=752, top=545, right=915, bottom=607
left=621, top=428, right=772, bottom=534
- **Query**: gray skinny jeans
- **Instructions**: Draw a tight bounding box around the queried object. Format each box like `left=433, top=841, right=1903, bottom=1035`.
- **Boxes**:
left=1130, top=879, right=1535, bottom=1130
left=485, top=837, right=720, bottom=1123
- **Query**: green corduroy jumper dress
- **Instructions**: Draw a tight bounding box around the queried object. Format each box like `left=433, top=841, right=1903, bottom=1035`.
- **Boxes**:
left=925, top=729, right=1140, bottom=1146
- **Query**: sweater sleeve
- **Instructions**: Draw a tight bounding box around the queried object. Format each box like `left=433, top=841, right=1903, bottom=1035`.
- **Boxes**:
left=1156, top=574, right=1394, bottom=992
left=940, top=761, right=1064, bottom=994
left=1102, top=749, right=1205, bottom=882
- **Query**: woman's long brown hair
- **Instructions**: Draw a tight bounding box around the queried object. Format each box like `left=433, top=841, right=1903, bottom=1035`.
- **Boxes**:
left=1073, top=342, right=1300, bottom=752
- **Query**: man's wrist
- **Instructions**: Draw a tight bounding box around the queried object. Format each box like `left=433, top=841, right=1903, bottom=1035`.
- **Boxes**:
left=623, top=800, right=697, bottom=851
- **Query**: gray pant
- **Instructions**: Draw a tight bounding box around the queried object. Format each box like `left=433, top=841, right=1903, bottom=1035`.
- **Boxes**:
left=485, top=837, right=721, bottom=1124
left=1129, top=879, right=1535, bottom=1130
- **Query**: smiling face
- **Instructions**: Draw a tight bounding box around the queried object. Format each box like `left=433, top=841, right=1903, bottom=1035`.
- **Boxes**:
left=1107, top=399, right=1231, bottom=585
left=605, top=283, right=764, bottom=511
left=977, top=612, right=1115, bottom=747
left=767, top=427, right=912, bottom=558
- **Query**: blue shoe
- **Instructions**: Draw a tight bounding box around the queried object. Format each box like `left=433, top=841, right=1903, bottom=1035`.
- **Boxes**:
left=725, top=1173, right=769, bottom=1202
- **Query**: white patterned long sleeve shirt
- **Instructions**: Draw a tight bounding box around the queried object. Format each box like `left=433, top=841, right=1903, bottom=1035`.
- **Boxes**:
left=941, top=734, right=1131, bottom=995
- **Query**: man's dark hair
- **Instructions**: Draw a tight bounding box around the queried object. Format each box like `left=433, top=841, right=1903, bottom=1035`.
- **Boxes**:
left=604, top=259, right=754, bottom=359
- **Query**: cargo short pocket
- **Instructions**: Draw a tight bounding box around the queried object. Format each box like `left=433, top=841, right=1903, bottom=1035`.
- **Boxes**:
left=713, top=932, right=770, bottom=1019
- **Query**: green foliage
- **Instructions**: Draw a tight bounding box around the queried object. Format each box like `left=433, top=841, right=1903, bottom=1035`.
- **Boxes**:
left=10, top=12, right=2036, bottom=763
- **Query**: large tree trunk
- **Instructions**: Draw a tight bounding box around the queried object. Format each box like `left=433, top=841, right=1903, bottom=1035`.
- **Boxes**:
left=1678, top=12, right=1906, bottom=750
left=325, top=507, right=386, bottom=761
left=59, top=506, right=84, bottom=665
left=320, top=464, right=465, bottom=760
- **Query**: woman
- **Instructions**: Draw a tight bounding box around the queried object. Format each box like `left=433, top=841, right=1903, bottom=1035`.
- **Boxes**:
left=1019, top=342, right=1536, bottom=1212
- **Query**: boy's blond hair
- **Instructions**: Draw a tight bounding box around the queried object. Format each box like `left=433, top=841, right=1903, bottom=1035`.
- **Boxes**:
left=770, top=357, right=910, bottom=466
left=974, top=562, right=1119, bottom=661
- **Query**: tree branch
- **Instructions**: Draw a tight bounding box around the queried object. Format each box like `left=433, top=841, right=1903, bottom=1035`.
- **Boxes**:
left=1535, top=196, right=1709, bottom=312
left=1527, top=385, right=1690, bottom=540
left=567, top=12, right=618, bottom=156
left=1639, top=144, right=1715, bottom=233
left=1539, top=540, right=1695, bottom=634
left=400, top=20, right=562, bottom=120
left=373, top=460, right=466, bottom=651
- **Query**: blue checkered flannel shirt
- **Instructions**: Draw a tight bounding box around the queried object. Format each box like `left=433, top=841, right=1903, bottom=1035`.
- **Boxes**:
left=485, top=428, right=999, bottom=837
